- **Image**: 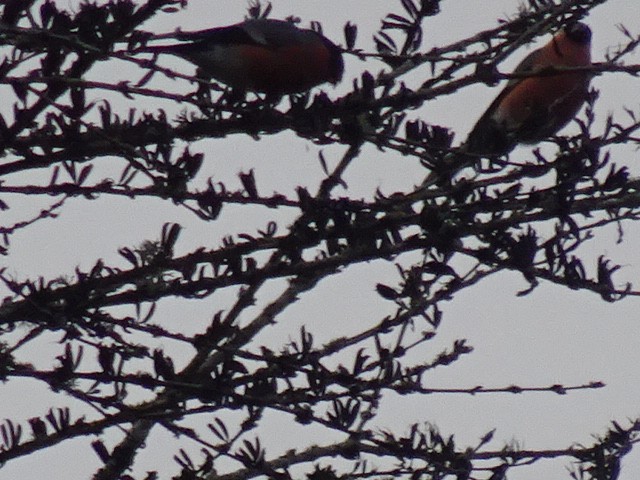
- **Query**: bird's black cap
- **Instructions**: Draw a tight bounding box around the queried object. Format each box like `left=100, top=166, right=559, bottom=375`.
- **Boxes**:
left=564, top=22, right=592, bottom=44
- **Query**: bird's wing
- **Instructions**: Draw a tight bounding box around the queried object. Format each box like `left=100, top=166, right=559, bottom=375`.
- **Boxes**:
left=175, top=23, right=259, bottom=46
left=462, top=47, right=544, bottom=155
left=472, top=47, right=544, bottom=129
left=241, top=19, right=316, bottom=47
left=175, top=20, right=313, bottom=49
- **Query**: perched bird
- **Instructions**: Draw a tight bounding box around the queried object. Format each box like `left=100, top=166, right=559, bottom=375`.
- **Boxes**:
left=141, top=18, right=344, bottom=94
left=461, top=22, right=592, bottom=159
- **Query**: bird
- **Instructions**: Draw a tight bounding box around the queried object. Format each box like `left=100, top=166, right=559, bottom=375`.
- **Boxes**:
left=140, top=18, right=344, bottom=95
left=459, top=22, right=593, bottom=161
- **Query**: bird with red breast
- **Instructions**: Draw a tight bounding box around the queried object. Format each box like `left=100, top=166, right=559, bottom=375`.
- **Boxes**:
left=140, top=18, right=344, bottom=95
left=458, top=21, right=592, bottom=162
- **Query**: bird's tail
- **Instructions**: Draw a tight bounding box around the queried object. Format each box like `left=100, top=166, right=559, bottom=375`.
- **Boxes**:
left=133, top=44, right=186, bottom=55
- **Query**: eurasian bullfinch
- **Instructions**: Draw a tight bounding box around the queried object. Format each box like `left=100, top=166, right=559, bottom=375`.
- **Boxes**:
left=462, top=22, right=592, bottom=158
left=142, top=18, right=344, bottom=94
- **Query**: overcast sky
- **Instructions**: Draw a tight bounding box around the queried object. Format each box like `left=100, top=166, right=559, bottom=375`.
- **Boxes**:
left=2, top=1, right=640, bottom=479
